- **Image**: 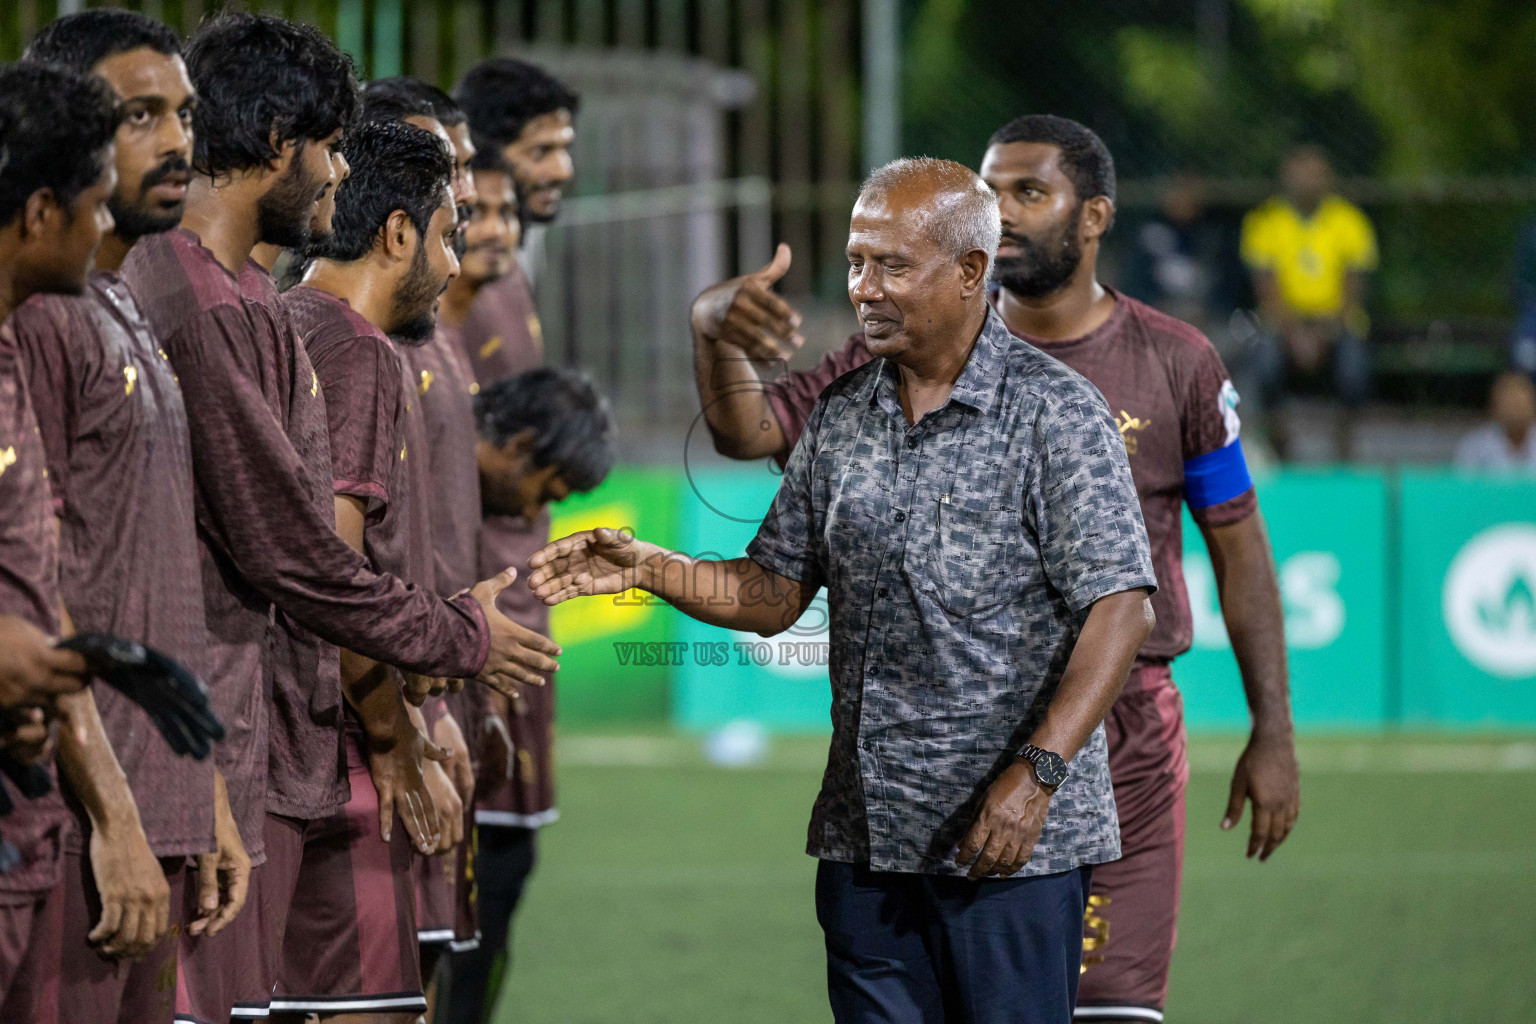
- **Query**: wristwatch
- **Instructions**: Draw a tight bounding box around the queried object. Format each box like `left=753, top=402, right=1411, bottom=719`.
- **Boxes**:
left=1017, top=743, right=1069, bottom=789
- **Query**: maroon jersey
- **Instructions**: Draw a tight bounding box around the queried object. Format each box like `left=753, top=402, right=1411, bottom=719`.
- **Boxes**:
left=765, top=333, right=872, bottom=470
left=769, top=290, right=1256, bottom=665
left=0, top=329, right=69, bottom=898
left=407, top=328, right=491, bottom=766
left=121, top=230, right=486, bottom=843
left=8, top=273, right=217, bottom=858
left=456, top=268, right=554, bottom=824
left=409, top=326, right=481, bottom=597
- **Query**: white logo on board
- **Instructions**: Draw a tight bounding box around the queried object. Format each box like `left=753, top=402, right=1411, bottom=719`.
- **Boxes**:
left=1189, top=550, right=1343, bottom=650
left=1443, top=524, right=1536, bottom=678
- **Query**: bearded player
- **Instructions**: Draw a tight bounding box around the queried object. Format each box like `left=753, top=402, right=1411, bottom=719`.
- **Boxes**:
left=690, top=115, right=1301, bottom=1024
left=269, top=118, right=463, bottom=1023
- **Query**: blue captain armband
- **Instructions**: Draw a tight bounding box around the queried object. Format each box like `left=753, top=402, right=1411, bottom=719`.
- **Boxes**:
left=1183, top=439, right=1253, bottom=510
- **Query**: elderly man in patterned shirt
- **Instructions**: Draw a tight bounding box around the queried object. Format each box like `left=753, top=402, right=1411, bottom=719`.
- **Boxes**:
left=527, top=157, right=1157, bottom=1024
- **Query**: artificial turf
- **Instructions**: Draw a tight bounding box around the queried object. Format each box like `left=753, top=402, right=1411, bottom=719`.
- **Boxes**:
left=488, top=732, right=1536, bottom=1023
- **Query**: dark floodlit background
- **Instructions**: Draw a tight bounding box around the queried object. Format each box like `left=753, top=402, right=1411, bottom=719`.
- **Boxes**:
left=6, top=2, right=1533, bottom=1021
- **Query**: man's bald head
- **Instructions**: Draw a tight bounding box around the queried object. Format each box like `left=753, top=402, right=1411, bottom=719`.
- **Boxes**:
left=855, top=157, right=1001, bottom=281
left=847, top=158, right=998, bottom=364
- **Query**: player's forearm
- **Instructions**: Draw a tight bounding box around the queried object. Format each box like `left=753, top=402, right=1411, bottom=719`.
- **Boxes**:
left=1026, top=589, right=1154, bottom=762
left=181, top=370, right=489, bottom=678
left=693, top=331, right=785, bottom=460
left=632, top=541, right=807, bottom=635
left=341, top=652, right=416, bottom=747
left=56, top=689, right=144, bottom=836
left=1208, top=516, right=1294, bottom=738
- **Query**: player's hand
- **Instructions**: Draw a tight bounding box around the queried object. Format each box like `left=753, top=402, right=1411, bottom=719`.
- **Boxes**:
left=956, top=760, right=1052, bottom=880
left=0, top=616, right=89, bottom=709
left=190, top=769, right=251, bottom=938
left=88, top=813, right=171, bottom=958
left=365, top=713, right=449, bottom=856
left=421, top=754, right=464, bottom=855
left=528, top=528, right=642, bottom=605
left=469, top=569, right=562, bottom=697
left=1, top=707, right=57, bottom=764
left=478, top=708, right=515, bottom=790
left=432, top=710, right=476, bottom=809
left=691, top=244, right=805, bottom=362
left=402, top=673, right=448, bottom=707
left=1222, top=729, right=1300, bottom=860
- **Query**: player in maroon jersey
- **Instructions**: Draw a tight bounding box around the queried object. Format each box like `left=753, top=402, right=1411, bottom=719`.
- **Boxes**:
left=14, top=14, right=252, bottom=1023
left=690, top=116, right=1301, bottom=1024
left=270, top=118, right=463, bottom=1023
left=353, top=77, right=499, bottom=1010
left=0, top=60, right=119, bottom=1024
left=444, top=57, right=580, bottom=1024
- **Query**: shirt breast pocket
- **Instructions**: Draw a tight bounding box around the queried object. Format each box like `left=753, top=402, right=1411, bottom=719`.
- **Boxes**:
left=924, top=500, right=1023, bottom=618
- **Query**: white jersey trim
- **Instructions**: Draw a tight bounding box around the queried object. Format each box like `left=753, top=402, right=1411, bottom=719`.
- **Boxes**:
left=1075, top=1006, right=1164, bottom=1022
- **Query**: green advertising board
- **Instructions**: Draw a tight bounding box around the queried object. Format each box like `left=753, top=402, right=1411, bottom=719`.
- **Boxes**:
left=1398, top=472, right=1536, bottom=726
left=1176, top=469, right=1388, bottom=730
left=671, top=467, right=1392, bottom=733
left=672, top=468, right=835, bottom=730
left=544, top=467, right=683, bottom=723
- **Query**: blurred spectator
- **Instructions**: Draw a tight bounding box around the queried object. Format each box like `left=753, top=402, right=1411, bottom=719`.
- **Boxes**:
left=1120, top=174, right=1241, bottom=336
left=1511, top=219, right=1536, bottom=377
left=1240, top=145, right=1376, bottom=412
left=1455, top=372, right=1536, bottom=472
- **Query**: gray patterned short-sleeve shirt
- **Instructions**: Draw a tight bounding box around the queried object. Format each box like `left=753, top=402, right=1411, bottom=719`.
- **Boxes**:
left=747, top=307, right=1157, bottom=876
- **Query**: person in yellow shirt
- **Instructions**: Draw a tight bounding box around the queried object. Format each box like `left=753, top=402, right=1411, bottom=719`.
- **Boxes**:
left=1240, top=145, right=1375, bottom=418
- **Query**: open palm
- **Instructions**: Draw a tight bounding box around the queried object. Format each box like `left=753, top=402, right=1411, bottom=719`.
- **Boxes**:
left=528, top=527, right=641, bottom=605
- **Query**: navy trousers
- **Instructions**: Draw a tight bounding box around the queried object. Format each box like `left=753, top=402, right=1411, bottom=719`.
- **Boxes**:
left=816, top=860, right=1093, bottom=1024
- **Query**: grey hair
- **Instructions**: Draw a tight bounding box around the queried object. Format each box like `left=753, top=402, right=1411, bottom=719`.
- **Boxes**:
left=857, top=156, right=1002, bottom=281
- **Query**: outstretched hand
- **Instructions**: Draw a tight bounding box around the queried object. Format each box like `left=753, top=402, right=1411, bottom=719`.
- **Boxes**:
left=470, top=568, right=562, bottom=698
left=527, top=528, right=643, bottom=606
left=691, top=244, right=806, bottom=362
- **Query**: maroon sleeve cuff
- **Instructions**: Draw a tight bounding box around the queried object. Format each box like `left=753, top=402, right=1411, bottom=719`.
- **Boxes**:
left=454, top=591, right=490, bottom=677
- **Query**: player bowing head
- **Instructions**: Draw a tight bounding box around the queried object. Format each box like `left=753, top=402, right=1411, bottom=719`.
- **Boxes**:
left=24, top=10, right=193, bottom=275
left=185, top=12, right=357, bottom=256
left=0, top=63, right=120, bottom=302
left=473, top=368, right=614, bottom=523
left=454, top=58, right=577, bottom=224
left=307, top=119, right=459, bottom=343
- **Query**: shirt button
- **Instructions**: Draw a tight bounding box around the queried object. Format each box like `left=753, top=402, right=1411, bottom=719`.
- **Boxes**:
left=894, top=510, right=906, bottom=522
left=878, top=587, right=890, bottom=598
left=905, top=437, right=918, bottom=449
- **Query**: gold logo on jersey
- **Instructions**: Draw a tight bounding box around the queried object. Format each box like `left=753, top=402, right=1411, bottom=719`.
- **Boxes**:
left=1081, top=893, right=1111, bottom=973
left=310, top=370, right=319, bottom=398
left=418, top=369, right=434, bottom=395
left=1114, top=410, right=1151, bottom=454
left=0, top=446, right=15, bottom=477
left=479, top=336, right=503, bottom=359
left=123, top=365, right=138, bottom=396
left=527, top=313, right=544, bottom=352
left=400, top=445, right=407, bottom=461
left=468, top=381, right=480, bottom=396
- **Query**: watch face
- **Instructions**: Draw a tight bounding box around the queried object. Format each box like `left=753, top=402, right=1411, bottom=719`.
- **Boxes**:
left=1035, top=752, right=1068, bottom=788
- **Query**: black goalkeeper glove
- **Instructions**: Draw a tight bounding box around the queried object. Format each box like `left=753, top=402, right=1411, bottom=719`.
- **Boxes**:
left=55, top=633, right=225, bottom=761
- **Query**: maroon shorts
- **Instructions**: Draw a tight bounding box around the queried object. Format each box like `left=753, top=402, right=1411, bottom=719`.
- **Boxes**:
left=60, top=848, right=186, bottom=1024
left=1075, top=664, right=1189, bottom=1024
left=416, top=806, right=480, bottom=953
left=0, top=873, right=66, bottom=1024
left=175, top=856, right=272, bottom=1023
left=266, top=735, right=425, bottom=1017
